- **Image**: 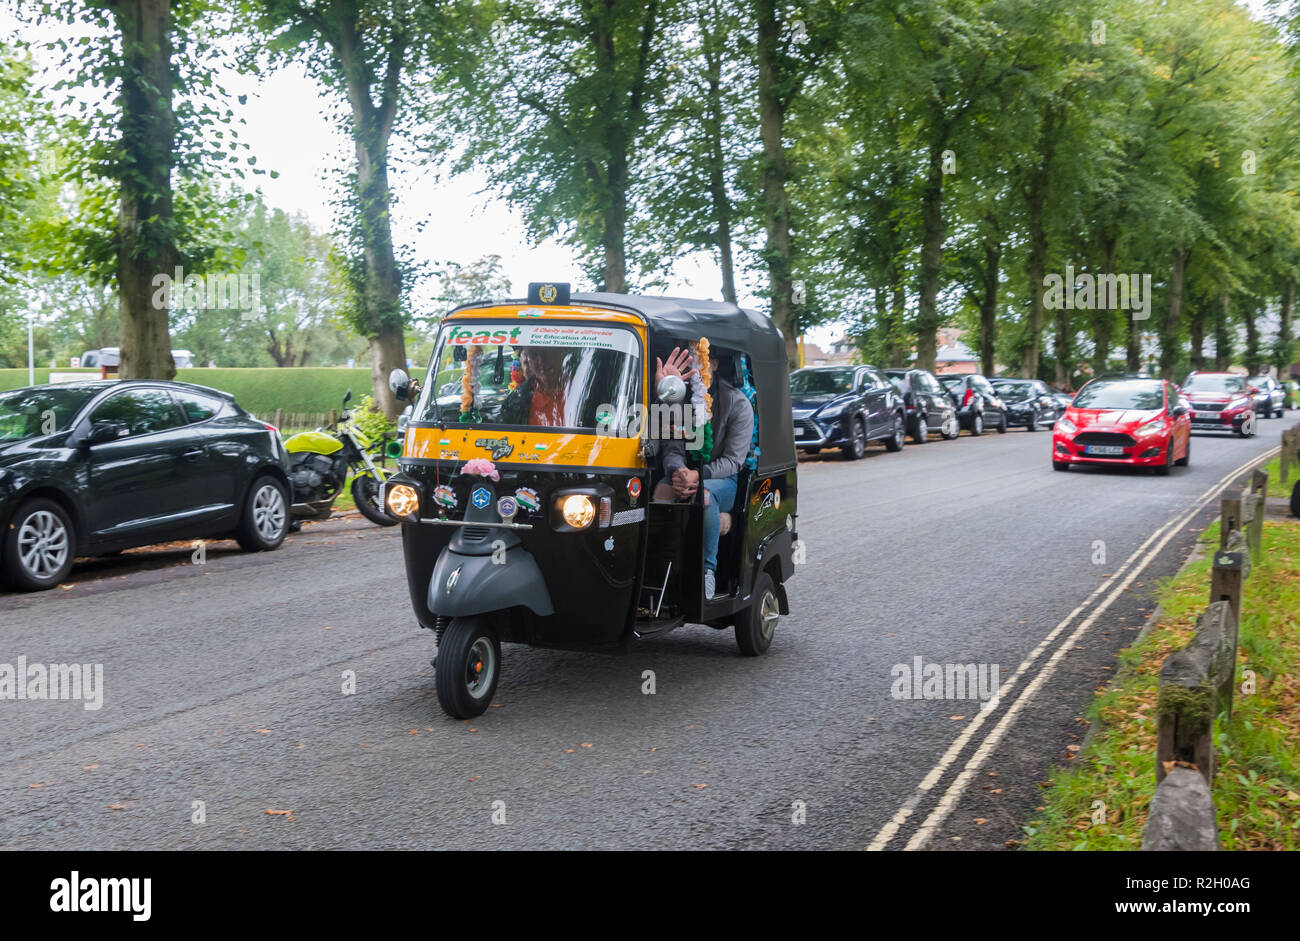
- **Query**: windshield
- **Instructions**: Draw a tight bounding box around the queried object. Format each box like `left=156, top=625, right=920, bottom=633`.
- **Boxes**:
left=413, top=321, right=642, bottom=430
left=994, top=382, right=1034, bottom=401
left=789, top=368, right=855, bottom=395
left=0, top=386, right=98, bottom=441
left=1183, top=374, right=1245, bottom=395
left=1072, top=380, right=1165, bottom=410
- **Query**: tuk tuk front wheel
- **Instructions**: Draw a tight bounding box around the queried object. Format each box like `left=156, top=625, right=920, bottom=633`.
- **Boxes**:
left=435, top=617, right=501, bottom=719
left=735, top=572, right=779, bottom=656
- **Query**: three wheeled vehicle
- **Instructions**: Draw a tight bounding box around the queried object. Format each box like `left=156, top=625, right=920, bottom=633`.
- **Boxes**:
left=383, top=284, right=799, bottom=718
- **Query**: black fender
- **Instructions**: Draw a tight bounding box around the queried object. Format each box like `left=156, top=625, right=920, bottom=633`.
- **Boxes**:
left=428, top=544, right=556, bottom=619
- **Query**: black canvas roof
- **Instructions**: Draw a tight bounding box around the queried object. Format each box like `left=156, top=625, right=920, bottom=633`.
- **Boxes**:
left=571, top=293, right=787, bottom=364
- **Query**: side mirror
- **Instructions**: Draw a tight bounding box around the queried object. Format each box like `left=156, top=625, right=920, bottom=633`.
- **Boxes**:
left=389, top=368, right=412, bottom=401
left=1171, top=404, right=1189, bottom=417
left=86, top=420, right=128, bottom=445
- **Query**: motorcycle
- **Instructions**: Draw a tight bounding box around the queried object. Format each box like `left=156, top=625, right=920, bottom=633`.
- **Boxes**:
left=283, top=390, right=402, bottom=529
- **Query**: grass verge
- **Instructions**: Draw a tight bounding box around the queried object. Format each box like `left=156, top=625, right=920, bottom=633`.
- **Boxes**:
left=1023, top=514, right=1300, bottom=850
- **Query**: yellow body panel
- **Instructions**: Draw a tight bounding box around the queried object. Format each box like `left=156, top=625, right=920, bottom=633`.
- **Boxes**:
left=405, top=426, right=645, bottom=470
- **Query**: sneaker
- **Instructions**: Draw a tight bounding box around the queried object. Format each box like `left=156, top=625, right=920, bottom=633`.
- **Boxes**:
left=704, top=569, right=716, bottom=599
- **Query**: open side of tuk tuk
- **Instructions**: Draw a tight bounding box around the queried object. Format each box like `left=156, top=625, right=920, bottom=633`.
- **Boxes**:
left=383, top=287, right=799, bottom=718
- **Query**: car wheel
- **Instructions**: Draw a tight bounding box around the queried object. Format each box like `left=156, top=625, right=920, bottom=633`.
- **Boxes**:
left=941, top=413, right=960, bottom=439
left=2, top=498, right=75, bottom=591
left=1025, top=410, right=1039, bottom=432
left=1155, top=440, right=1175, bottom=476
left=351, top=474, right=399, bottom=527
left=970, top=412, right=984, bottom=436
left=735, top=571, right=779, bottom=656
left=996, top=413, right=1008, bottom=434
left=1175, top=436, right=1189, bottom=467
left=434, top=617, right=501, bottom=719
left=912, top=414, right=928, bottom=444
left=841, top=417, right=867, bottom=460
left=883, top=415, right=905, bottom=452
left=235, top=476, right=290, bottom=551
left=1052, top=459, right=1070, bottom=472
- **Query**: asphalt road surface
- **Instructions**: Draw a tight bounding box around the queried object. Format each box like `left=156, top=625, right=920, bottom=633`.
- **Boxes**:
left=1, top=417, right=1292, bottom=850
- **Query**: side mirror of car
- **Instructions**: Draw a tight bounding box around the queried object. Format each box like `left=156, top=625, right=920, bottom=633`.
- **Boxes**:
left=85, top=420, right=129, bottom=445
left=389, top=368, right=412, bottom=401
left=1171, top=404, right=1189, bottom=417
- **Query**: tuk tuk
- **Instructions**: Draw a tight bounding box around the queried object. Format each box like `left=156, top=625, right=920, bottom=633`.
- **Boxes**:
left=383, top=283, right=799, bottom=718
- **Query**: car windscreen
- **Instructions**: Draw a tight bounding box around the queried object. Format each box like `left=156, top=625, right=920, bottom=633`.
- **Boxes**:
left=1183, top=375, right=1244, bottom=395
left=0, top=386, right=98, bottom=441
left=1072, top=380, right=1165, bottom=410
left=413, top=321, right=641, bottom=431
left=994, top=382, right=1034, bottom=401
left=789, top=368, right=855, bottom=395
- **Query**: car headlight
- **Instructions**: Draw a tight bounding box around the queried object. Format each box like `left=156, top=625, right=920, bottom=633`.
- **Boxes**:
left=1228, top=397, right=1250, bottom=409
left=1137, top=419, right=1168, bottom=435
left=385, top=483, right=420, bottom=518
left=818, top=403, right=848, bottom=420
left=1055, top=416, right=1077, bottom=434
left=560, top=494, right=595, bottom=529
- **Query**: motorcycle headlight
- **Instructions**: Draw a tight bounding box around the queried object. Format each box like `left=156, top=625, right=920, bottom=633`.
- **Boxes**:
left=1056, top=416, right=1077, bottom=434
left=385, top=484, right=420, bottom=519
left=560, top=494, right=595, bottom=529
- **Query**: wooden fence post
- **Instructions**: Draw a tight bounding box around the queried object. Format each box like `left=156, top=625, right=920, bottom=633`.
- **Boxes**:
left=1155, top=601, right=1239, bottom=786
left=1247, top=468, right=1267, bottom=560
left=1219, top=494, right=1241, bottom=550
left=272, top=408, right=283, bottom=431
left=1209, top=529, right=1249, bottom=622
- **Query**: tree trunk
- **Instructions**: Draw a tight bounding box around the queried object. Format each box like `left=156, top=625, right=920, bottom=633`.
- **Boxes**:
left=1243, top=298, right=1260, bottom=375
left=336, top=6, right=407, bottom=418
left=756, top=0, right=796, bottom=366
left=888, top=281, right=907, bottom=367
left=1126, top=313, right=1141, bottom=372
left=602, top=150, right=629, bottom=293
left=914, top=135, right=946, bottom=374
left=978, top=241, right=1000, bottom=376
left=1054, top=303, right=1071, bottom=388
left=1188, top=301, right=1205, bottom=371
left=1213, top=291, right=1231, bottom=371
left=1160, top=248, right=1186, bottom=379
left=1024, top=168, right=1047, bottom=380
left=1279, top=280, right=1295, bottom=375
left=703, top=37, right=736, bottom=303
left=113, top=0, right=176, bottom=381
left=1091, top=233, right=1118, bottom=377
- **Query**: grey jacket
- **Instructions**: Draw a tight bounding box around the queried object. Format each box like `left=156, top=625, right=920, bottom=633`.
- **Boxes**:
left=661, top=379, right=754, bottom=481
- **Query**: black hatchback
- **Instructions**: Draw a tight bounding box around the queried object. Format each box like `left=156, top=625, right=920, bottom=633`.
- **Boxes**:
left=883, top=368, right=960, bottom=443
left=0, top=381, right=292, bottom=591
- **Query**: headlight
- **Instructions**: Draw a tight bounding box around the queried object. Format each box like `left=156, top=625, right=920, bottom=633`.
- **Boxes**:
left=385, top=483, right=420, bottom=518
left=818, top=403, right=848, bottom=419
left=1056, top=416, right=1077, bottom=434
left=561, top=494, right=595, bottom=529
left=1228, top=397, right=1250, bottom=409
left=1137, top=419, right=1168, bottom=435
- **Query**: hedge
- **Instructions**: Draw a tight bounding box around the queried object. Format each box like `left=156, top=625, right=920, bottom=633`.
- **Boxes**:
left=0, top=367, right=375, bottom=416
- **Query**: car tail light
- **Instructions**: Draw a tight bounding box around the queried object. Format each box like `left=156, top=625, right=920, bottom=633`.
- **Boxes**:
left=264, top=423, right=280, bottom=435
left=961, top=388, right=974, bottom=407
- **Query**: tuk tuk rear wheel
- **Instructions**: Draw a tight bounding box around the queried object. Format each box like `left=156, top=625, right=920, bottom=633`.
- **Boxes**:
left=435, top=617, right=501, bottom=719
left=735, top=572, right=779, bottom=656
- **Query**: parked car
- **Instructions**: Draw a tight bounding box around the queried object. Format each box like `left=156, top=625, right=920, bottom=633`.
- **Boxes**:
left=937, top=373, right=1009, bottom=435
left=1245, top=375, right=1286, bottom=418
left=1285, top=379, right=1300, bottom=409
left=1052, top=375, right=1190, bottom=474
left=883, top=368, right=959, bottom=442
left=0, top=380, right=291, bottom=591
left=1181, top=371, right=1257, bottom=436
left=78, top=347, right=194, bottom=370
left=991, top=378, right=1066, bottom=431
left=790, top=364, right=906, bottom=459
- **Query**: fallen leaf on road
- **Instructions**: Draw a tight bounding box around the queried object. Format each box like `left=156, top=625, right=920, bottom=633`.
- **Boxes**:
left=949, top=715, right=965, bottom=720
left=973, top=818, right=987, bottom=825
left=84, top=764, right=98, bottom=771
left=1066, top=744, right=1080, bottom=752
left=408, top=730, right=419, bottom=734
left=265, top=809, right=294, bottom=818
left=563, top=749, right=574, bottom=753
left=990, top=788, right=1002, bottom=795
left=650, top=747, right=659, bottom=752
left=580, top=743, right=593, bottom=748
left=254, top=729, right=271, bottom=734
left=107, top=804, right=125, bottom=810
left=986, top=772, right=998, bottom=777
left=692, top=784, right=707, bottom=789
left=28, top=784, right=41, bottom=789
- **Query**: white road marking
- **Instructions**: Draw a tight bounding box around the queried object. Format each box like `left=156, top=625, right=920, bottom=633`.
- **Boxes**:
left=867, top=446, right=1280, bottom=851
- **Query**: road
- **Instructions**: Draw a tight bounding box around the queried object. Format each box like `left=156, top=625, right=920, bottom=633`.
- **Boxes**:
left=1, top=418, right=1292, bottom=850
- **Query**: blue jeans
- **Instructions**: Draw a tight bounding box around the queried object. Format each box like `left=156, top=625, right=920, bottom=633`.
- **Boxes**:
left=701, top=475, right=738, bottom=573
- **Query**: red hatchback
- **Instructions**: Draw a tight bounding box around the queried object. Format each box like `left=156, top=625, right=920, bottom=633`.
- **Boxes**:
left=1051, top=375, right=1191, bottom=474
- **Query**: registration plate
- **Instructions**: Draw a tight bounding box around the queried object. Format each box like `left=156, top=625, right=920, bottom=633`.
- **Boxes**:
left=1085, top=445, right=1125, bottom=456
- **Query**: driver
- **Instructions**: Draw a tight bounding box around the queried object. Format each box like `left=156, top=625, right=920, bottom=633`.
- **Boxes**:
left=652, top=345, right=754, bottom=599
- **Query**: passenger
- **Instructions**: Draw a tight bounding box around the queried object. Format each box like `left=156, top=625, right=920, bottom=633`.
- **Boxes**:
left=653, top=345, right=754, bottom=599
left=501, top=346, right=571, bottom=426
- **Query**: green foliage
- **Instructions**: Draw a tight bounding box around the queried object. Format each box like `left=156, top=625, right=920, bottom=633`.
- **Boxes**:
left=351, top=393, right=396, bottom=441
